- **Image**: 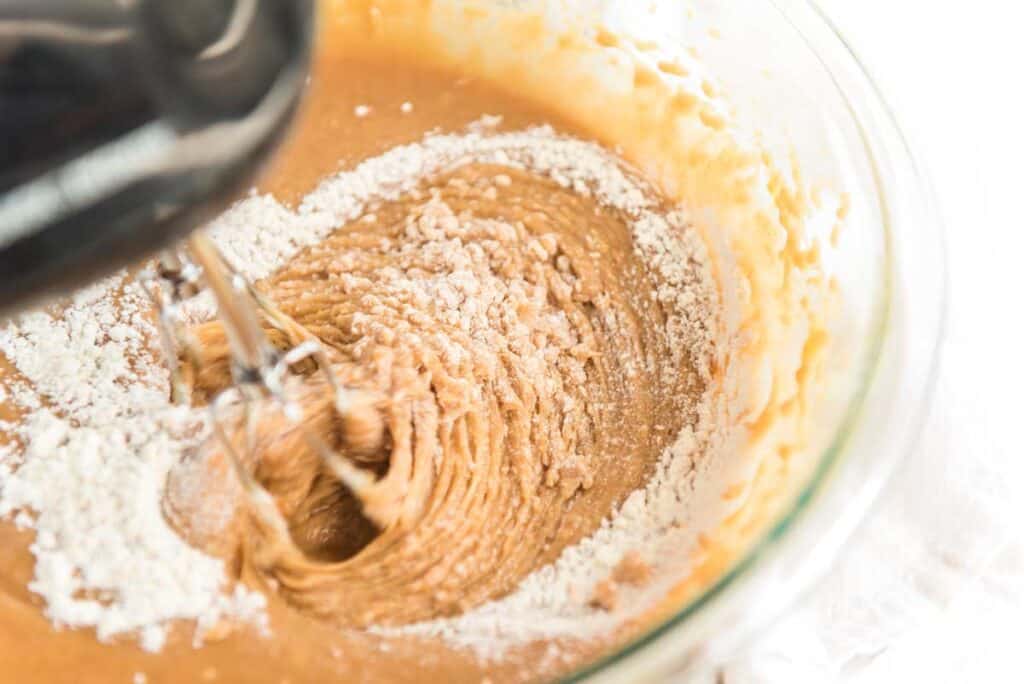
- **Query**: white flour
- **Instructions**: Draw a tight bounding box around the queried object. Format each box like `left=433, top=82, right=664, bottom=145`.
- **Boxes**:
left=0, top=279, right=267, bottom=652
left=0, top=124, right=722, bottom=658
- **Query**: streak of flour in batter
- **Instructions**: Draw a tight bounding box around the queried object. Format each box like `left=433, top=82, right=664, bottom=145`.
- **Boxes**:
left=0, top=123, right=720, bottom=657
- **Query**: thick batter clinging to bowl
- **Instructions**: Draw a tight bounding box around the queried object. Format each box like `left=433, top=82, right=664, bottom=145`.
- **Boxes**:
left=0, top=1, right=838, bottom=681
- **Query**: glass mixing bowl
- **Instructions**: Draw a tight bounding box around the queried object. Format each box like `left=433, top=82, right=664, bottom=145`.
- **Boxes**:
left=558, top=0, right=948, bottom=679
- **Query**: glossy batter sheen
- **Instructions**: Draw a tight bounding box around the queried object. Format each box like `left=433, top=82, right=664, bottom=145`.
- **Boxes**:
left=0, top=35, right=705, bottom=684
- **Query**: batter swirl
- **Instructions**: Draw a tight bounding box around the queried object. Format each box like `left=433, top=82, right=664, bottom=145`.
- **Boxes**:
left=165, top=153, right=713, bottom=628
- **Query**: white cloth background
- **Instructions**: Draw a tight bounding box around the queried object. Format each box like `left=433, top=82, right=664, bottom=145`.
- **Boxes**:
left=722, top=2, right=1024, bottom=681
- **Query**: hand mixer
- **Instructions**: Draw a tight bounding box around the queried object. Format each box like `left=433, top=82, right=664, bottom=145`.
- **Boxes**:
left=1, top=0, right=387, bottom=534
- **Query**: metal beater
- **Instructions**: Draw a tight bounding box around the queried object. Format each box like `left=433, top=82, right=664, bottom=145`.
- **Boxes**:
left=138, top=235, right=386, bottom=536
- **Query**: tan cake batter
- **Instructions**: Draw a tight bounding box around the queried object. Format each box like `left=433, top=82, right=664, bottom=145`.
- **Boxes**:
left=0, top=1, right=837, bottom=682
left=0, top=24, right=708, bottom=684
left=168, top=157, right=707, bottom=624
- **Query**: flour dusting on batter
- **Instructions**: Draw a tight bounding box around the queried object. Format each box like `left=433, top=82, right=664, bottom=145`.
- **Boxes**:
left=0, top=2, right=839, bottom=681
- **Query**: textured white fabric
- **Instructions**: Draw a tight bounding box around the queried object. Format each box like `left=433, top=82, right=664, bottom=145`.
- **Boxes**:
left=721, top=2, right=1024, bottom=681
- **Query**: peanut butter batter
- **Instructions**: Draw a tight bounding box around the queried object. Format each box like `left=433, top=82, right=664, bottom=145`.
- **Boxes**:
left=168, top=155, right=705, bottom=613
left=0, top=1, right=838, bottom=682
left=0, top=26, right=705, bottom=684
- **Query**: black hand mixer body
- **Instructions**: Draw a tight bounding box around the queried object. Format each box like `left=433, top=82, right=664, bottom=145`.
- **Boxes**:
left=0, top=0, right=314, bottom=317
